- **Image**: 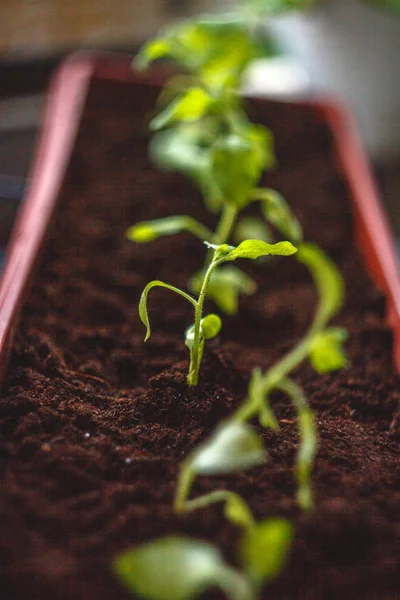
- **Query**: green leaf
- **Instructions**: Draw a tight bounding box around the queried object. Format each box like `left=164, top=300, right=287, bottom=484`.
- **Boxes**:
left=114, top=537, right=254, bottom=600
left=190, top=266, right=257, bottom=315
left=201, top=314, right=222, bottom=339
left=239, top=519, right=293, bottom=585
left=150, top=87, right=214, bottom=131
left=192, top=421, right=266, bottom=475
left=211, top=126, right=273, bottom=209
left=309, top=327, right=348, bottom=374
left=134, top=38, right=173, bottom=70
left=150, top=126, right=223, bottom=213
left=224, top=494, right=255, bottom=529
left=234, top=216, right=273, bottom=245
left=127, top=216, right=212, bottom=244
left=139, top=281, right=197, bottom=341
left=256, top=188, right=303, bottom=244
left=296, top=243, right=345, bottom=329
left=220, top=239, right=297, bottom=262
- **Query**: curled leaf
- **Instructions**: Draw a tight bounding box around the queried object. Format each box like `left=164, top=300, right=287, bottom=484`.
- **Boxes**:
left=297, top=243, right=345, bottom=329
left=114, top=537, right=254, bottom=600
left=127, top=216, right=212, bottom=244
left=309, top=327, right=348, bottom=374
left=140, top=281, right=197, bottom=341
left=239, top=519, right=293, bottom=585
left=192, top=421, right=266, bottom=475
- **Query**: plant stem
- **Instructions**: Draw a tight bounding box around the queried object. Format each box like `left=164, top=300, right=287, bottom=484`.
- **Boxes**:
left=187, top=258, right=218, bottom=386
left=213, top=202, right=238, bottom=246
left=174, top=459, right=195, bottom=513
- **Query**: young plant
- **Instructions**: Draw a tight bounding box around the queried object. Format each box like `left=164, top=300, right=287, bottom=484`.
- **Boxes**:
left=138, top=239, right=296, bottom=386
left=233, top=242, right=347, bottom=510
left=129, top=12, right=296, bottom=319
left=114, top=420, right=293, bottom=600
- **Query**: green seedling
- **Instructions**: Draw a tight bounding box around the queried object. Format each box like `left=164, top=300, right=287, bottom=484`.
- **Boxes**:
left=130, top=13, right=302, bottom=317
left=114, top=420, right=293, bottom=600
left=233, top=242, right=347, bottom=510
left=114, top=520, right=292, bottom=600
left=116, top=2, right=350, bottom=599
left=139, top=239, right=296, bottom=386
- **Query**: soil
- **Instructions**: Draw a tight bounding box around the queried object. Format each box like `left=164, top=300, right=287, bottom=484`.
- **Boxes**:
left=0, top=79, right=399, bottom=600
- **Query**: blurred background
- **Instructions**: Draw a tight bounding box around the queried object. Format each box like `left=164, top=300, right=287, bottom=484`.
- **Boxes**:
left=1, top=0, right=400, bottom=271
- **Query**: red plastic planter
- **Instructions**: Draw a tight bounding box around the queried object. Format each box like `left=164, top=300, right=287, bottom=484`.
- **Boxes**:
left=1, top=52, right=400, bottom=390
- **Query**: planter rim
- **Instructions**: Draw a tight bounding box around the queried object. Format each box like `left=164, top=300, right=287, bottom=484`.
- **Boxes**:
left=1, top=50, right=399, bottom=390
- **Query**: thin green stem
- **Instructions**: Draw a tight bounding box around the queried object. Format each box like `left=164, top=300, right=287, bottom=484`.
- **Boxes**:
left=203, top=202, right=238, bottom=269
left=276, top=378, right=317, bottom=512
left=187, top=257, right=218, bottom=386
left=174, top=459, right=195, bottom=513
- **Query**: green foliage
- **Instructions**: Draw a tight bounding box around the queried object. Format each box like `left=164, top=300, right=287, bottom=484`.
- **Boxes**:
left=114, top=537, right=254, bottom=600
left=211, top=127, right=274, bottom=209
left=309, top=327, right=348, bottom=374
left=127, top=216, right=212, bottom=243
left=239, top=519, right=293, bottom=584
left=255, top=188, right=303, bottom=244
left=296, top=243, right=345, bottom=331
left=150, top=87, right=214, bottom=130
left=192, top=421, right=266, bottom=475
left=217, top=239, right=297, bottom=262
left=135, top=17, right=259, bottom=90
left=190, top=266, right=256, bottom=315
left=139, top=280, right=196, bottom=341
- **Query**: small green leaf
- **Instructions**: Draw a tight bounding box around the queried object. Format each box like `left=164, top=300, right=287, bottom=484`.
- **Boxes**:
left=139, top=281, right=197, bottom=341
left=234, top=216, right=274, bottom=245
left=224, top=494, right=255, bottom=529
left=190, top=267, right=256, bottom=315
left=150, top=87, right=213, bottom=131
left=239, top=519, right=293, bottom=585
left=211, top=126, right=273, bottom=209
left=134, top=38, right=173, bottom=70
left=114, top=537, right=254, bottom=600
left=296, top=243, right=345, bottom=329
left=256, top=188, right=303, bottom=244
left=192, top=421, right=266, bottom=475
left=309, top=327, right=348, bottom=374
left=201, top=314, right=222, bottom=339
left=220, top=239, right=297, bottom=262
left=127, top=216, right=212, bottom=244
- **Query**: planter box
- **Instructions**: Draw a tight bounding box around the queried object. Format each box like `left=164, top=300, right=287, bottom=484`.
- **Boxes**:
left=0, top=53, right=399, bottom=600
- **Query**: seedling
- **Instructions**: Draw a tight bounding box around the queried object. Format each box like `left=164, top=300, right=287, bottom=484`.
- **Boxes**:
left=116, top=1, right=350, bottom=598
left=114, top=420, right=293, bottom=600
left=139, top=239, right=296, bottom=386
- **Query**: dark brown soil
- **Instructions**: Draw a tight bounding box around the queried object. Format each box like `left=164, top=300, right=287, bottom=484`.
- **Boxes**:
left=1, top=79, right=399, bottom=600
